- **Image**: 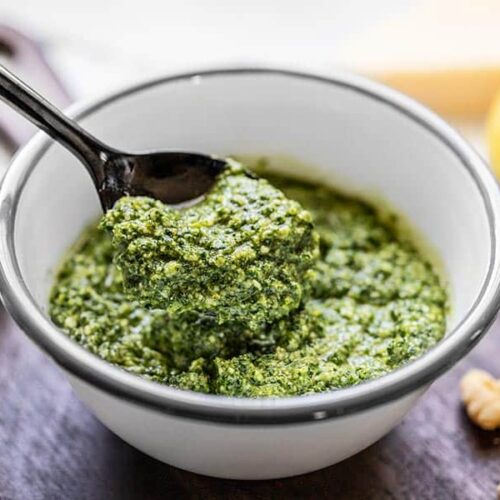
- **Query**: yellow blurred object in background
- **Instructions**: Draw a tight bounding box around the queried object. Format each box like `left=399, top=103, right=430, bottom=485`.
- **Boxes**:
left=487, top=87, right=500, bottom=179
left=377, top=67, right=500, bottom=119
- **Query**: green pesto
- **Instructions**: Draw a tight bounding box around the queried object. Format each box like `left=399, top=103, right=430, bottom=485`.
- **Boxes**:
left=100, top=161, right=319, bottom=331
left=49, top=164, right=447, bottom=397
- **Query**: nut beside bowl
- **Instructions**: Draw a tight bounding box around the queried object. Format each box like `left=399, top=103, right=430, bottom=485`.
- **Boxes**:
left=0, top=66, right=499, bottom=480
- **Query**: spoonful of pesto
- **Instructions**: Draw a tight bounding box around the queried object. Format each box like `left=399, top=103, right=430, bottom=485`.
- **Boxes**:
left=0, top=64, right=226, bottom=209
left=101, top=160, right=320, bottom=330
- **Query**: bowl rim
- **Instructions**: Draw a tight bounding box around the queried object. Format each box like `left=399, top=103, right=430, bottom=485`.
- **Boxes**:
left=1, top=65, right=500, bottom=426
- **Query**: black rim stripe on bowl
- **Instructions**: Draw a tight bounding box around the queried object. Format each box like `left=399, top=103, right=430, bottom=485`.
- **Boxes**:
left=1, top=67, right=500, bottom=425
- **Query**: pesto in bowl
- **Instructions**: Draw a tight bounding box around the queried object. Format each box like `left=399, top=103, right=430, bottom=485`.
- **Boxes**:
left=49, top=161, right=447, bottom=397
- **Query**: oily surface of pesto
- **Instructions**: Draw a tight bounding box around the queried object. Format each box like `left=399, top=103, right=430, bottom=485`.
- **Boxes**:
left=50, top=165, right=447, bottom=397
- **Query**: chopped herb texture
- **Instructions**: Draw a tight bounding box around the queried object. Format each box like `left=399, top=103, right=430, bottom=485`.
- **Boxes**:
left=50, top=161, right=447, bottom=397
left=100, top=161, right=319, bottom=331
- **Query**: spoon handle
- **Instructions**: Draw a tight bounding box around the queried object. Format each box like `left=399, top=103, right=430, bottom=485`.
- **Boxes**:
left=0, top=64, right=109, bottom=184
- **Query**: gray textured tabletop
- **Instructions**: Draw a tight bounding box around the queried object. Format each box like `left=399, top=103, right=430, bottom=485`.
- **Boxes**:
left=0, top=307, right=499, bottom=500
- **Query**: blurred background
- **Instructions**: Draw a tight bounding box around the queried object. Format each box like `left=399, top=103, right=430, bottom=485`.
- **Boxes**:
left=1, top=0, right=500, bottom=90
left=1, top=0, right=500, bottom=166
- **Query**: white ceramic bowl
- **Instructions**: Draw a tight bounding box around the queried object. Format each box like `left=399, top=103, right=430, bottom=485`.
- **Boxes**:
left=1, top=67, right=500, bottom=480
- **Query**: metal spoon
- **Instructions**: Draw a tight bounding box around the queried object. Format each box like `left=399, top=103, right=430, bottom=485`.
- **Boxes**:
left=0, top=64, right=227, bottom=210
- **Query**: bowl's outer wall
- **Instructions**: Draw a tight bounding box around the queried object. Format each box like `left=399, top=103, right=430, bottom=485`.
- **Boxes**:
left=67, top=372, right=425, bottom=480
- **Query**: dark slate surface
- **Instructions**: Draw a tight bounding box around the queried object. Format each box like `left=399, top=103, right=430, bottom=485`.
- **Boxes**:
left=1, top=310, right=499, bottom=500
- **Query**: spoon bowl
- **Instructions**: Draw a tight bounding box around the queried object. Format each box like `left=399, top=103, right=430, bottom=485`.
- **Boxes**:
left=97, top=150, right=226, bottom=209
